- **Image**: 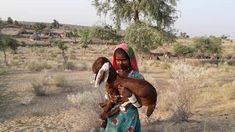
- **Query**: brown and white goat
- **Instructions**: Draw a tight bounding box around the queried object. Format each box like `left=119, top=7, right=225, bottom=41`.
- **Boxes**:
left=92, top=57, right=157, bottom=120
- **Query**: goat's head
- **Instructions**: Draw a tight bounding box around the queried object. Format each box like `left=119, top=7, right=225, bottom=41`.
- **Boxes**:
left=92, top=57, right=112, bottom=87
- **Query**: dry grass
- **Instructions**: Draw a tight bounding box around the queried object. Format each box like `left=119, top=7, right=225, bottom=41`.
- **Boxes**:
left=0, top=67, right=8, bottom=75
left=0, top=35, right=234, bottom=131
left=67, top=87, right=105, bottom=130
left=27, top=61, right=52, bottom=72
left=31, top=73, right=57, bottom=96
left=0, top=84, right=12, bottom=108
left=168, top=62, right=209, bottom=122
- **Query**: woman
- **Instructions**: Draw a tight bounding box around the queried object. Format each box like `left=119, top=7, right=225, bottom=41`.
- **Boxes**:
left=100, top=43, right=144, bottom=132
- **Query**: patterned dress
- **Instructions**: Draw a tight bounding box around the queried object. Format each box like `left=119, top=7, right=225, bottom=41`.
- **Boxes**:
left=100, top=70, right=144, bottom=132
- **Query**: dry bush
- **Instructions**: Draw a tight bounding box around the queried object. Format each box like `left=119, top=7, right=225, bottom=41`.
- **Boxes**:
left=54, top=75, right=69, bottom=87
left=65, top=61, right=77, bottom=70
left=31, top=73, right=54, bottom=96
left=67, top=87, right=105, bottom=130
left=54, top=75, right=72, bottom=92
left=185, top=59, right=203, bottom=67
left=27, top=61, right=51, bottom=71
left=31, top=73, right=73, bottom=95
left=0, top=84, right=12, bottom=109
left=219, top=81, right=235, bottom=101
left=69, top=53, right=77, bottom=60
left=150, top=61, right=161, bottom=67
left=160, top=61, right=171, bottom=69
left=31, top=81, right=48, bottom=96
left=169, top=62, right=208, bottom=122
left=76, top=61, right=88, bottom=71
left=0, top=68, right=8, bottom=75
left=20, top=95, right=34, bottom=105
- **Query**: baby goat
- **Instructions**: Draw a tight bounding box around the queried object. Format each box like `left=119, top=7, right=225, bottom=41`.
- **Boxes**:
left=92, top=57, right=157, bottom=120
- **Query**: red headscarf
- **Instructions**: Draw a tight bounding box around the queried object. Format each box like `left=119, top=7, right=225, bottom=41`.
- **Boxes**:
left=112, top=43, right=139, bottom=72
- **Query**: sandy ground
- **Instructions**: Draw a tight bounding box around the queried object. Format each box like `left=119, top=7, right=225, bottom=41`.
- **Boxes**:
left=0, top=68, right=235, bottom=131
left=0, top=42, right=234, bottom=131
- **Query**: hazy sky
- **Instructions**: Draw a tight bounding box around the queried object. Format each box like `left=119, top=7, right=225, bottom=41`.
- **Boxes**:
left=0, top=0, right=234, bottom=39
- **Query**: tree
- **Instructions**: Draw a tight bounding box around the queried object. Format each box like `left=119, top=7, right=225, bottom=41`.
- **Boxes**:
left=53, top=40, right=68, bottom=69
left=0, top=35, right=19, bottom=66
left=66, top=29, right=80, bottom=43
left=14, top=20, right=19, bottom=26
left=0, top=18, right=4, bottom=30
left=50, top=19, right=60, bottom=29
left=173, top=44, right=195, bottom=58
left=125, top=23, right=163, bottom=54
left=193, top=36, right=222, bottom=58
left=91, top=25, right=118, bottom=44
left=32, top=23, right=47, bottom=33
left=179, top=32, right=190, bottom=38
left=7, top=17, right=13, bottom=24
left=92, top=0, right=178, bottom=29
left=220, top=34, right=229, bottom=40
left=79, top=28, right=92, bottom=55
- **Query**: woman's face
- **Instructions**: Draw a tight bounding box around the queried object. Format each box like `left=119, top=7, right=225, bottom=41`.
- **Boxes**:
left=115, top=53, right=130, bottom=71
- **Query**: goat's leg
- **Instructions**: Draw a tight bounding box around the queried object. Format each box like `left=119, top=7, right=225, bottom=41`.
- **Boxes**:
left=100, top=101, right=114, bottom=120
left=99, top=102, right=107, bottom=108
left=100, top=119, right=107, bottom=128
left=106, top=106, right=120, bottom=117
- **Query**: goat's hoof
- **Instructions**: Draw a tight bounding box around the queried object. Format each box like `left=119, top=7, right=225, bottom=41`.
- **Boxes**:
left=100, top=113, right=108, bottom=120
left=100, top=120, right=107, bottom=128
left=99, top=103, right=106, bottom=108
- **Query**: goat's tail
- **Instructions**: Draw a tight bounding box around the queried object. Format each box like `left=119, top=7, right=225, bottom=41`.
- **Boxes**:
left=146, top=103, right=156, bottom=117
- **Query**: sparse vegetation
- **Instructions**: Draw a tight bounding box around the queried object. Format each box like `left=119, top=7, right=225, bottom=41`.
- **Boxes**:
left=31, top=81, right=47, bottom=96
left=53, top=40, right=68, bottom=70
left=50, top=19, right=60, bottom=29
left=67, top=88, right=104, bottom=130
left=169, top=62, right=208, bottom=122
left=27, top=61, right=51, bottom=71
left=0, top=67, right=8, bottom=75
left=7, top=17, right=13, bottom=24
left=0, top=35, right=19, bottom=66
left=79, top=28, right=92, bottom=54
left=0, top=13, right=234, bottom=131
left=32, top=23, right=47, bottom=33
left=0, top=84, right=12, bottom=108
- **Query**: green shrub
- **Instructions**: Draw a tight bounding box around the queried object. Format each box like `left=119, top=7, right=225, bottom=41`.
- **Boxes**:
left=173, top=44, right=195, bottom=57
left=125, top=23, right=163, bottom=54
left=193, top=36, right=222, bottom=56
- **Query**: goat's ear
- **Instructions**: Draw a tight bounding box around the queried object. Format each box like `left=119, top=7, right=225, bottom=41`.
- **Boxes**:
left=94, top=62, right=110, bottom=87
left=98, top=70, right=105, bottom=85
left=94, top=69, right=109, bottom=87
